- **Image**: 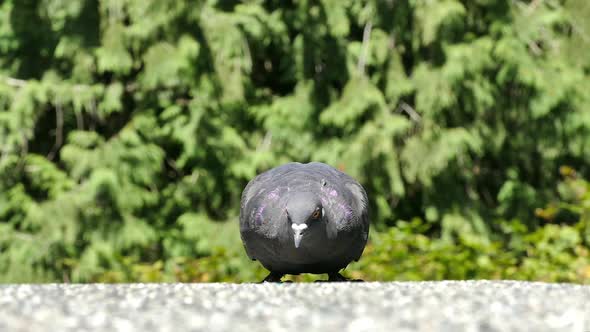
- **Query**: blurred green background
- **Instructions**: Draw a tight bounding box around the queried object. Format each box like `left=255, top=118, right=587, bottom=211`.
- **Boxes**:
left=1, top=0, right=589, bottom=283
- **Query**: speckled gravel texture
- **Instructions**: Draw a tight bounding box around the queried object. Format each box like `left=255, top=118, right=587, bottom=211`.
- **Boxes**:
left=1, top=281, right=589, bottom=332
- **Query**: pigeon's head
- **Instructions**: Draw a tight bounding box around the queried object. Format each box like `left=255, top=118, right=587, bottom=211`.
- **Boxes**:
left=285, top=191, right=324, bottom=249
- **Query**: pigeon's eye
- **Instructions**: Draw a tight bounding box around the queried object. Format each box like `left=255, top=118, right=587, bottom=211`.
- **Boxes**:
left=311, top=209, right=321, bottom=219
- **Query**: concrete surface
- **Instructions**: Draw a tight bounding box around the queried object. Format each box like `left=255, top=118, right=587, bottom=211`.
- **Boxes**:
left=1, top=281, right=589, bottom=332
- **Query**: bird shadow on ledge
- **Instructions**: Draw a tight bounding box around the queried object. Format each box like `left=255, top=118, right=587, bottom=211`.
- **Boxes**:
left=259, top=272, right=364, bottom=283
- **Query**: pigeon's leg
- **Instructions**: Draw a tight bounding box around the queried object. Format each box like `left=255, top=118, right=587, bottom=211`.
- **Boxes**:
left=327, top=272, right=364, bottom=282
left=260, top=272, right=284, bottom=283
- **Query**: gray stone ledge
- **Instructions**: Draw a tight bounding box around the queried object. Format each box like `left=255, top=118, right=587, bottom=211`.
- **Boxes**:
left=1, top=281, right=589, bottom=332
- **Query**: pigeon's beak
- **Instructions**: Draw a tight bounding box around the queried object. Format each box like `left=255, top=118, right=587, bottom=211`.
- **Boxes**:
left=291, top=224, right=308, bottom=248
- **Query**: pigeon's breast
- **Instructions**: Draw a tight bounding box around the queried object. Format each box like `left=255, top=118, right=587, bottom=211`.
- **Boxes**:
left=245, top=226, right=362, bottom=274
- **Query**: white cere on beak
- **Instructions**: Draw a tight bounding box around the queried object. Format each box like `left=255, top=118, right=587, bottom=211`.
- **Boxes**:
left=291, top=224, right=308, bottom=232
left=291, top=224, right=308, bottom=248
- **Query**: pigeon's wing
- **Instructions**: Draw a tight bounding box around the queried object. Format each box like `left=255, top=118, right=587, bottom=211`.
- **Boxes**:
left=307, top=163, right=369, bottom=235
left=239, top=163, right=301, bottom=234
left=322, top=180, right=369, bottom=233
left=308, top=163, right=369, bottom=261
left=344, top=181, right=369, bottom=237
left=240, top=163, right=300, bottom=211
left=327, top=180, right=369, bottom=262
left=239, top=164, right=302, bottom=261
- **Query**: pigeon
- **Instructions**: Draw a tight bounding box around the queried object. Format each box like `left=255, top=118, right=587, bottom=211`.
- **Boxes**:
left=239, top=162, right=369, bottom=282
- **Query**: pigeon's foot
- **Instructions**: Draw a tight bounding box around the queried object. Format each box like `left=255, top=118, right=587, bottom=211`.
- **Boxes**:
left=327, top=272, right=364, bottom=282
left=260, top=272, right=284, bottom=283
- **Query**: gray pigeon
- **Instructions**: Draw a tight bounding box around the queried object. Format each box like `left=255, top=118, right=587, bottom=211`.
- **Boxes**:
left=239, top=162, right=369, bottom=282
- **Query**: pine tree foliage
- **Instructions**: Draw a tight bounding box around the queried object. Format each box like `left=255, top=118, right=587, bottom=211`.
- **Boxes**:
left=0, top=0, right=589, bottom=282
